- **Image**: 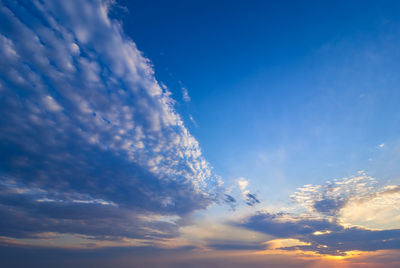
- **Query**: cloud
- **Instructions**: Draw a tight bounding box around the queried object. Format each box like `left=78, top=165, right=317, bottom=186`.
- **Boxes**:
left=237, top=178, right=249, bottom=191
left=282, top=227, right=400, bottom=256
left=245, top=193, right=260, bottom=206
left=339, top=185, right=400, bottom=230
left=181, top=87, right=191, bottom=102
left=237, top=174, right=400, bottom=256
left=224, top=194, right=237, bottom=207
left=291, top=174, right=400, bottom=230
left=239, top=212, right=341, bottom=238
left=189, top=114, right=199, bottom=128
left=236, top=177, right=260, bottom=207
left=178, top=81, right=191, bottom=102
left=0, top=0, right=223, bottom=244
left=239, top=212, right=400, bottom=256
left=291, top=174, right=376, bottom=216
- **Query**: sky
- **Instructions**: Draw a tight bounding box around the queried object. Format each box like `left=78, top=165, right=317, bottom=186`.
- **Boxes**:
left=1, top=0, right=400, bottom=267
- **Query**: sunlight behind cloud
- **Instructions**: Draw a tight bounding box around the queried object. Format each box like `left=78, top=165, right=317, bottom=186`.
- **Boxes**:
left=339, top=185, right=400, bottom=229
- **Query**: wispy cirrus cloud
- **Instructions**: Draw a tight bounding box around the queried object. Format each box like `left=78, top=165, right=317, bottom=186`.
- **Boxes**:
left=179, top=81, right=191, bottom=102
left=0, top=0, right=224, bottom=245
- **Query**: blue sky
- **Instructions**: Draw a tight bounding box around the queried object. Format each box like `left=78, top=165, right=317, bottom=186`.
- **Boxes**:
left=121, top=0, right=400, bottom=199
left=1, top=0, right=400, bottom=267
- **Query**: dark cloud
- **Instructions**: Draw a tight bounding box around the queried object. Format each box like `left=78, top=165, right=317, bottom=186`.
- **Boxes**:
left=238, top=212, right=400, bottom=255
left=312, top=198, right=345, bottom=216
left=0, top=0, right=224, bottom=242
left=282, top=227, right=400, bottom=255
left=224, top=194, right=236, bottom=204
left=0, top=201, right=179, bottom=240
left=239, top=212, right=341, bottom=238
left=245, top=193, right=260, bottom=206
left=223, top=194, right=237, bottom=210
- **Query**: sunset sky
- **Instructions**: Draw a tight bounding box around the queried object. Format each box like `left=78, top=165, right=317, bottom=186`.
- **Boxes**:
left=1, top=0, right=400, bottom=267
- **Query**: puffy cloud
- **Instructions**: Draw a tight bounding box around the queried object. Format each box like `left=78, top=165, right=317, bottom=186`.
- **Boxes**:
left=291, top=174, right=400, bottom=230
left=237, top=177, right=249, bottom=191
left=237, top=175, right=400, bottom=256
left=339, top=185, right=400, bottom=230
left=291, top=174, right=376, bottom=216
left=0, top=0, right=223, bottom=244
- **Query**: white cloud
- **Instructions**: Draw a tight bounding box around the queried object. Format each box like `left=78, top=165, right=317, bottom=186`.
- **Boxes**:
left=43, top=95, right=63, bottom=112
left=235, top=177, right=260, bottom=206
left=339, top=185, right=400, bottom=230
left=291, top=173, right=400, bottom=231
left=0, top=0, right=220, bottom=196
left=0, top=34, right=18, bottom=59
left=182, top=87, right=191, bottom=102
left=0, top=0, right=225, bottom=245
left=291, top=174, right=377, bottom=216
left=179, top=81, right=191, bottom=102
left=237, top=177, right=249, bottom=193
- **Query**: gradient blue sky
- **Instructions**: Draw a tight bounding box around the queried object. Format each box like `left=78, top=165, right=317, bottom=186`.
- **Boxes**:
left=121, top=0, right=400, bottom=200
left=1, top=0, right=400, bottom=267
